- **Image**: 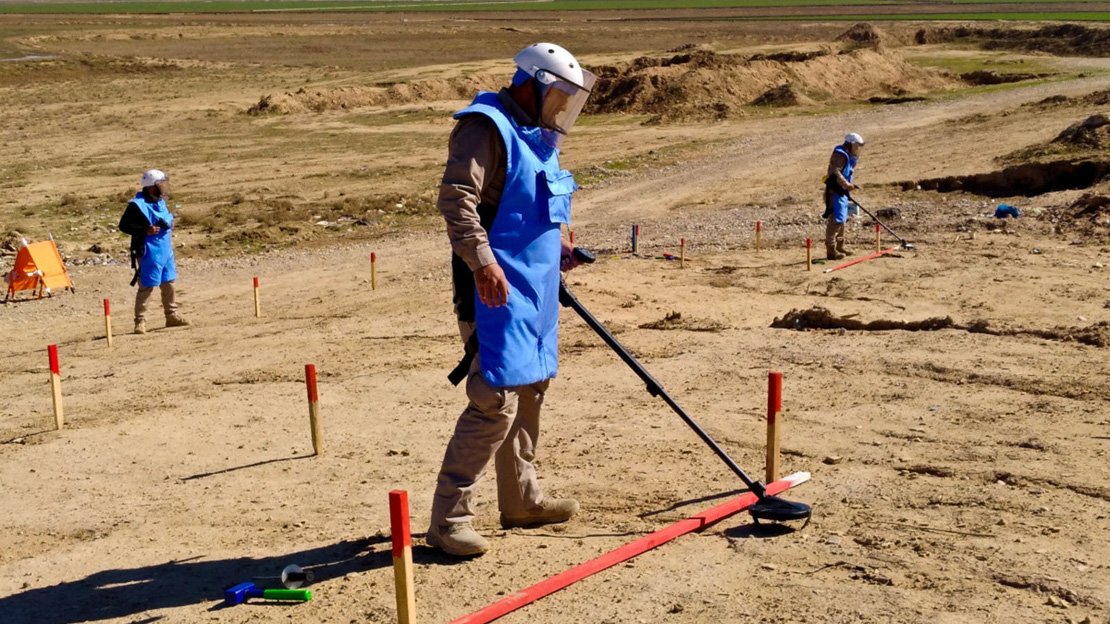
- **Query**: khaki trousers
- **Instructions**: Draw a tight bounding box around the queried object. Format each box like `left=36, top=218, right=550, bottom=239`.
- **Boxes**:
left=135, top=280, right=178, bottom=323
left=825, top=218, right=846, bottom=257
left=430, top=324, right=548, bottom=527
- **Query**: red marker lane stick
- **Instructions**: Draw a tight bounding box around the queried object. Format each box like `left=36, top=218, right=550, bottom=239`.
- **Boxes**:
left=305, top=364, right=322, bottom=455
left=806, top=238, right=812, bottom=271
left=766, top=371, right=783, bottom=483
left=569, top=230, right=575, bottom=245
left=756, top=221, right=762, bottom=251
left=447, top=472, right=812, bottom=624
left=680, top=238, right=686, bottom=269
left=824, top=247, right=899, bottom=274
left=875, top=223, right=882, bottom=255
left=49, top=345, right=64, bottom=430
left=371, top=253, right=378, bottom=291
left=389, top=490, right=417, bottom=624
left=253, top=277, right=261, bottom=318
left=103, top=299, right=113, bottom=347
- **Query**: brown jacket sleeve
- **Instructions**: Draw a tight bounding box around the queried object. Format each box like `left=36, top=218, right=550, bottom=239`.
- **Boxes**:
left=437, top=114, right=506, bottom=272
left=828, top=151, right=851, bottom=190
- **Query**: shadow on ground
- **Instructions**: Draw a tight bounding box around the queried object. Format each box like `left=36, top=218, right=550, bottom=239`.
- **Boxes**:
left=1, top=537, right=392, bottom=624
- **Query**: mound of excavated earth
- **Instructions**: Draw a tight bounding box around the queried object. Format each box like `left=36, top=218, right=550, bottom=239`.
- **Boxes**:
left=585, top=47, right=954, bottom=122
left=916, top=23, right=1110, bottom=57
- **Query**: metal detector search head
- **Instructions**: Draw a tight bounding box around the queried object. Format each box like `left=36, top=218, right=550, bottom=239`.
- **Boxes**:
left=749, top=495, right=812, bottom=524
left=559, top=274, right=814, bottom=531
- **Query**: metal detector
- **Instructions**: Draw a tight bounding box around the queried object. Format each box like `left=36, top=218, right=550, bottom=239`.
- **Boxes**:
left=562, top=248, right=811, bottom=525
left=847, top=195, right=916, bottom=250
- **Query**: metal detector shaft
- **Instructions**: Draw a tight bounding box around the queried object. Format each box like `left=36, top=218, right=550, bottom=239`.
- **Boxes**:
left=558, top=281, right=766, bottom=498
left=848, top=195, right=911, bottom=248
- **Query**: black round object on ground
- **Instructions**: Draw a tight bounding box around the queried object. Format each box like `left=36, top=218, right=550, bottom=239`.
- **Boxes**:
left=749, top=495, right=812, bottom=522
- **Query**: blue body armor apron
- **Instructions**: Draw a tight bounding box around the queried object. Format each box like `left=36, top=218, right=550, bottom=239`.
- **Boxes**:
left=828, top=145, right=857, bottom=224
left=454, top=92, right=577, bottom=387
left=131, top=193, right=177, bottom=288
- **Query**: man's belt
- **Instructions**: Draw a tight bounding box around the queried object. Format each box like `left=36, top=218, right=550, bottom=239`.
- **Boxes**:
left=447, top=333, right=479, bottom=386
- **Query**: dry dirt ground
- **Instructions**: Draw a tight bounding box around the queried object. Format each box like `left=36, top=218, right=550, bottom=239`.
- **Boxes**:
left=1, top=13, right=1109, bottom=624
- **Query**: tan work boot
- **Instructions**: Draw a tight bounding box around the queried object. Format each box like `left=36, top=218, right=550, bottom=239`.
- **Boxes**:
left=165, top=315, right=190, bottom=328
left=501, top=498, right=580, bottom=529
left=836, top=243, right=853, bottom=257
left=426, top=522, right=490, bottom=557
left=826, top=249, right=845, bottom=261
left=134, top=320, right=147, bottom=335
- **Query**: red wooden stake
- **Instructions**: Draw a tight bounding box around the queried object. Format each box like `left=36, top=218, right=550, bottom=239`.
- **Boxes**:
left=756, top=221, right=762, bottom=251
left=569, top=230, right=575, bottom=244
left=875, top=223, right=882, bottom=254
left=305, top=364, right=321, bottom=455
left=48, top=345, right=63, bottom=429
left=680, top=237, right=685, bottom=269
left=390, top=490, right=416, bottom=624
left=806, top=238, right=812, bottom=271
left=766, top=371, right=783, bottom=483
left=253, top=277, right=261, bottom=318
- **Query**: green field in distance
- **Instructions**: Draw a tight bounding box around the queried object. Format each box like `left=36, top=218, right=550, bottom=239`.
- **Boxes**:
left=2, top=0, right=1110, bottom=17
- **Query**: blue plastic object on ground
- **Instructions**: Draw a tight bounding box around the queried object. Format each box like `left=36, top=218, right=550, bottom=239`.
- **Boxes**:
left=995, top=204, right=1021, bottom=218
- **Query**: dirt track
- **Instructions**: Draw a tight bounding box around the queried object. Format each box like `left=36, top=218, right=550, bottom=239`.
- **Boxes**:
left=1, top=15, right=1109, bottom=624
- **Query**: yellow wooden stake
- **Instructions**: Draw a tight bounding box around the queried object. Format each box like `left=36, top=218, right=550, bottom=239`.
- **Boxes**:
left=306, top=364, right=322, bottom=456
left=371, top=252, right=378, bottom=291
left=103, top=299, right=113, bottom=348
left=49, top=345, right=64, bottom=430
left=390, top=490, right=417, bottom=624
left=766, top=372, right=782, bottom=483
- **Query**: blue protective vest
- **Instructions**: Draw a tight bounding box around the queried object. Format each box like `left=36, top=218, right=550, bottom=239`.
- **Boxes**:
left=828, top=145, right=857, bottom=224
left=131, top=192, right=177, bottom=287
left=454, top=92, right=577, bottom=387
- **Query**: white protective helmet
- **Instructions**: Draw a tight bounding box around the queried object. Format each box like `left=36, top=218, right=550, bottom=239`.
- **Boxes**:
left=844, top=132, right=865, bottom=146
left=513, top=43, right=597, bottom=138
left=141, top=169, right=168, bottom=188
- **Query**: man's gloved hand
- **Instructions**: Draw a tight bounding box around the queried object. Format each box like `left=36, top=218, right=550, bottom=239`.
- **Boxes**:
left=474, top=263, right=510, bottom=308
left=560, top=238, right=582, bottom=272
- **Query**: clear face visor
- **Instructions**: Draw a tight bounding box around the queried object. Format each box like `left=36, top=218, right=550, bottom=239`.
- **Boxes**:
left=146, top=179, right=170, bottom=199
left=538, top=69, right=597, bottom=137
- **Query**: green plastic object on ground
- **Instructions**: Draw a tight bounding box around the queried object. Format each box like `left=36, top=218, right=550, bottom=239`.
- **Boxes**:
left=262, top=589, right=312, bottom=601
left=224, top=582, right=312, bottom=605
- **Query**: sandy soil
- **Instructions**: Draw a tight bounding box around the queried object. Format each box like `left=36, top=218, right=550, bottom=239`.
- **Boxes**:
left=1, top=14, right=1109, bottom=624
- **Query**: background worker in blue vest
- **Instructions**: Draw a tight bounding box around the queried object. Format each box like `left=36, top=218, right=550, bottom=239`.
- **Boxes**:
left=823, top=133, right=865, bottom=260
left=118, top=169, right=190, bottom=334
left=428, top=43, right=596, bottom=557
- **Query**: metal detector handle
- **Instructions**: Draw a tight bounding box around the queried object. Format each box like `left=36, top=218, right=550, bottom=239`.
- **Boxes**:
left=558, top=279, right=664, bottom=398
left=846, top=194, right=911, bottom=248
left=572, top=247, right=596, bottom=264
left=558, top=279, right=765, bottom=497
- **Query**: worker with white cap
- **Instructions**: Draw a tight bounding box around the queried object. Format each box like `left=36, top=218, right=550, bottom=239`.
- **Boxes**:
left=428, top=43, right=595, bottom=556
left=118, top=169, right=189, bottom=334
left=823, top=132, right=865, bottom=260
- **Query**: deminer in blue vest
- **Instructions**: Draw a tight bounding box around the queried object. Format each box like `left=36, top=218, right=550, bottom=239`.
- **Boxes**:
left=118, top=169, right=190, bottom=334
left=823, top=133, right=865, bottom=260
left=428, top=43, right=596, bottom=556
